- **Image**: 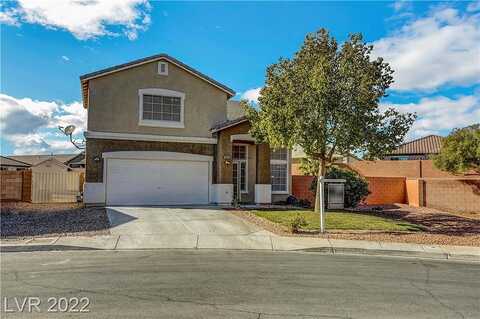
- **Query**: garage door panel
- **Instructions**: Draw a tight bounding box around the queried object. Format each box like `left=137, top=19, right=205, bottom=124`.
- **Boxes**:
left=106, top=158, right=209, bottom=205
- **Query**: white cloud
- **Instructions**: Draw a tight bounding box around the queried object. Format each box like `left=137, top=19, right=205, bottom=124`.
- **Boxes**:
left=2, top=0, right=151, bottom=40
left=241, top=87, right=262, bottom=103
left=61, top=55, right=70, bottom=61
left=467, top=0, right=480, bottom=12
left=0, top=6, right=20, bottom=26
left=373, top=6, right=480, bottom=91
left=382, top=94, right=480, bottom=139
left=0, top=94, right=86, bottom=154
left=392, top=1, right=412, bottom=12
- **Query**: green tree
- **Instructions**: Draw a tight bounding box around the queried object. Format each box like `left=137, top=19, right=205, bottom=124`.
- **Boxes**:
left=299, top=157, right=320, bottom=176
left=243, top=29, right=415, bottom=218
left=434, top=124, right=480, bottom=174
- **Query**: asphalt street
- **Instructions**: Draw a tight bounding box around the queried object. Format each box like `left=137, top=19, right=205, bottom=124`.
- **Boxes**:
left=1, top=250, right=479, bottom=318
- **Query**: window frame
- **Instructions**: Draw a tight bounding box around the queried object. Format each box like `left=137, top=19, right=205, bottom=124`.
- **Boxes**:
left=232, top=144, right=248, bottom=193
left=138, top=88, right=185, bottom=128
left=270, top=148, right=289, bottom=194
left=157, top=61, right=168, bottom=75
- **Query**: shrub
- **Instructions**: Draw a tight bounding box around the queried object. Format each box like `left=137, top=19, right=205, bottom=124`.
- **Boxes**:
left=290, top=214, right=308, bottom=233
left=310, top=166, right=370, bottom=208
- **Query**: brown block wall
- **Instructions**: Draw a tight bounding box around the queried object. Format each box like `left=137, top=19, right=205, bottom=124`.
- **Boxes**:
left=347, top=160, right=479, bottom=179
left=348, top=160, right=420, bottom=178
left=363, top=176, right=406, bottom=205
left=1, top=171, right=23, bottom=201
left=291, top=175, right=315, bottom=203
left=405, top=178, right=422, bottom=207
left=423, top=179, right=480, bottom=213
left=21, top=171, right=32, bottom=202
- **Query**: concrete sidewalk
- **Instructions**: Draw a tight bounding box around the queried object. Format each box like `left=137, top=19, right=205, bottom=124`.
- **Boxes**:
left=1, top=234, right=479, bottom=261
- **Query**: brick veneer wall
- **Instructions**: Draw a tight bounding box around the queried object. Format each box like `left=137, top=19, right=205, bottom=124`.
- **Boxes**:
left=423, top=179, right=480, bottom=213
left=85, top=138, right=215, bottom=183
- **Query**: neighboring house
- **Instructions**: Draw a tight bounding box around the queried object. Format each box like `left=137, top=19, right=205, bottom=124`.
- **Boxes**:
left=291, top=146, right=359, bottom=175
left=383, top=135, right=444, bottom=160
left=81, top=53, right=291, bottom=206
left=2, top=153, right=85, bottom=172
left=65, top=153, right=86, bottom=171
left=0, top=156, right=30, bottom=171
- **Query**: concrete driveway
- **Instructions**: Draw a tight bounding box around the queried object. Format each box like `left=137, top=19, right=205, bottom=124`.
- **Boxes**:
left=106, top=206, right=270, bottom=236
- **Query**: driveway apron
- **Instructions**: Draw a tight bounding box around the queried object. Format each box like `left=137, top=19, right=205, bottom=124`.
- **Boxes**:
left=106, top=207, right=269, bottom=236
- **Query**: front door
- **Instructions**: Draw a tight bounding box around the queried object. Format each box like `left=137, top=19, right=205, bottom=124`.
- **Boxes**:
left=232, top=145, right=247, bottom=202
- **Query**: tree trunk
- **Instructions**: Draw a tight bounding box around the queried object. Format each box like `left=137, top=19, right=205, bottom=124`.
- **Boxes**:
left=314, top=158, right=326, bottom=214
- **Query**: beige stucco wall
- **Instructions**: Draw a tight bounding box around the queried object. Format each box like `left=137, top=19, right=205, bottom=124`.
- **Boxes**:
left=87, top=60, right=229, bottom=138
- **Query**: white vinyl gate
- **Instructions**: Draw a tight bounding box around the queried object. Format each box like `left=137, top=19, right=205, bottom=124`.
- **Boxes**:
left=31, top=171, right=82, bottom=203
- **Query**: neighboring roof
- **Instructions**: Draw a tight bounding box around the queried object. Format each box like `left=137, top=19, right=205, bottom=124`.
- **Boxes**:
left=9, top=154, right=80, bottom=166
left=0, top=156, right=31, bottom=167
left=34, top=157, right=70, bottom=169
left=80, top=53, right=236, bottom=108
left=227, top=100, right=245, bottom=120
left=388, top=135, right=444, bottom=155
left=65, top=152, right=85, bottom=165
left=210, top=116, right=249, bottom=133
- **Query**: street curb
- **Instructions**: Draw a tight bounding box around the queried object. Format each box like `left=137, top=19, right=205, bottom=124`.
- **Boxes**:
left=1, top=239, right=479, bottom=262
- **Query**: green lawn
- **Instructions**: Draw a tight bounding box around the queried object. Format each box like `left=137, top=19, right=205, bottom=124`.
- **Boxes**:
left=252, top=210, right=424, bottom=232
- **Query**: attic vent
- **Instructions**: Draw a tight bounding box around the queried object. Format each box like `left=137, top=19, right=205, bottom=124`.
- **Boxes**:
left=158, top=61, right=168, bottom=75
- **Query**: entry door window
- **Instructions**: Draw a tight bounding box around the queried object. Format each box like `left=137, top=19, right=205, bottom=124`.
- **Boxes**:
left=232, top=145, right=247, bottom=194
left=232, top=161, right=247, bottom=198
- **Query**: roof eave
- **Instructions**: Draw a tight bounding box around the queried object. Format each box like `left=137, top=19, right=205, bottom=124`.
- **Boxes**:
left=210, top=118, right=249, bottom=133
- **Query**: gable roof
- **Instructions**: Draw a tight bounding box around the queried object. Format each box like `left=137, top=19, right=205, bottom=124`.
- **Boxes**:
left=34, top=157, right=70, bottom=169
left=210, top=116, right=249, bottom=133
left=0, top=156, right=31, bottom=167
left=80, top=53, right=236, bottom=108
left=8, top=154, right=80, bottom=166
left=389, top=135, right=444, bottom=155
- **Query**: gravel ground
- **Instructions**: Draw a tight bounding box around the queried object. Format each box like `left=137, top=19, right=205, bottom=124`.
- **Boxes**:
left=232, top=205, right=480, bottom=247
left=1, top=202, right=110, bottom=238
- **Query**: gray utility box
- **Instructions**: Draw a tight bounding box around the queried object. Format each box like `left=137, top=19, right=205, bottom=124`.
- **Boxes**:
left=327, top=183, right=345, bottom=209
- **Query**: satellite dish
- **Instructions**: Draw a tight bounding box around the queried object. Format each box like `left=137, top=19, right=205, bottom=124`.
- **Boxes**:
left=63, top=125, right=76, bottom=135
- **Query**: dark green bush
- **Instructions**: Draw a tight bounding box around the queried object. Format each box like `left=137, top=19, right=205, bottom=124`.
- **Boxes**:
left=310, top=166, right=370, bottom=208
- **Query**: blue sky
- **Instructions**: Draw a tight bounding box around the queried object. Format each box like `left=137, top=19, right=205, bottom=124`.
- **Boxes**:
left=1, top=0, right=479, bottom=155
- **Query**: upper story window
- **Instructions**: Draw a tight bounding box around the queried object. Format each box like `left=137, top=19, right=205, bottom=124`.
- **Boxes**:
left=270, top=148, right=289, bottom=193
left=138, top=88, right=185, bottom=128
left=158, top=61, right=168, bottom=75
left=143, top=95, right=181, bottom=122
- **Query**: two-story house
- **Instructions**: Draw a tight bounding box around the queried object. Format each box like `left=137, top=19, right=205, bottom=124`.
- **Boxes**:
left=81, top=54, right=291, bottom=206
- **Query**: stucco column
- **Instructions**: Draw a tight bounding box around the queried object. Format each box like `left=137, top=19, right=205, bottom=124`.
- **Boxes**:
left=256, top=143, right=271, bottom=184
left=255, top=143, right=271, bottom=204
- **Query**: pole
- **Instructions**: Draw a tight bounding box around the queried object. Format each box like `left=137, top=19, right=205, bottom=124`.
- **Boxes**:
left=319, top=177, right=325, bottom=233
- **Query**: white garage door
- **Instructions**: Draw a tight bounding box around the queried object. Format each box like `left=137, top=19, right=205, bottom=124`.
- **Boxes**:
left=105, top=158, right=210, bottom=206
